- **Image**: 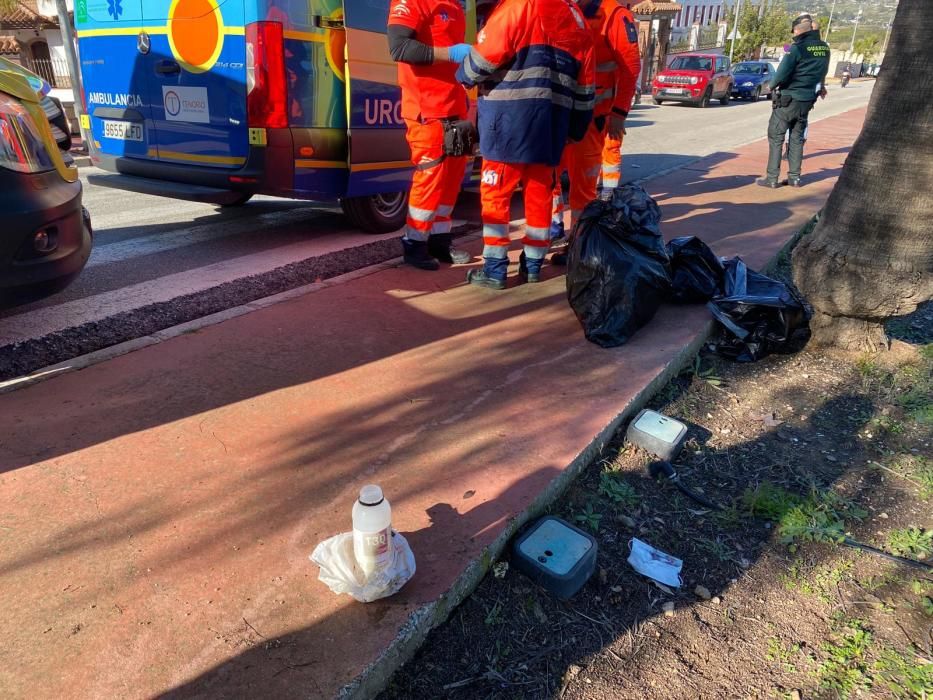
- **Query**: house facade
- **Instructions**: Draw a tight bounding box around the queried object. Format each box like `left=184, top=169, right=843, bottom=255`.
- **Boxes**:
left=673, top=0, right=727, bottom=31
left=0, top=0, right=71, bottom=90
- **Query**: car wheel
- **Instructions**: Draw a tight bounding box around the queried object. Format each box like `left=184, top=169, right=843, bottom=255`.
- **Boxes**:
left=697, top=88, right=711, bottom=108
left=719, top=88, right=730, bottom=106
left=754, top=86, right=761, bottom=101
left=341, top=191, right=408, bottom=233
left=218, top=192, right=254, bottom=208
left=652, top=97, right=663, bottom=105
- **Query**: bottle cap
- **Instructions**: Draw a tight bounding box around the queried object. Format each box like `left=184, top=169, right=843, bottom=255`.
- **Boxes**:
left=359, top=484, right=384, bottom=506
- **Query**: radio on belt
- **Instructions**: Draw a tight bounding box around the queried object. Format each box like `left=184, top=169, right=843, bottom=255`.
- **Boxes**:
left=625, top=409, right=688, bottom=460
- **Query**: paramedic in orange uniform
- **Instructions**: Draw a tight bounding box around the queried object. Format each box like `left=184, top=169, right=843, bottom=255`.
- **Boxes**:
left=550, top=0, right=641, bottom=262
left=388, top=0, right=473, bottom=270
left=457, top=0, right=595, bottom=289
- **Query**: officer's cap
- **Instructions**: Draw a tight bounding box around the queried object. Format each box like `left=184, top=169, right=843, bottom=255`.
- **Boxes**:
left=792, top=13, right=812, bottom=29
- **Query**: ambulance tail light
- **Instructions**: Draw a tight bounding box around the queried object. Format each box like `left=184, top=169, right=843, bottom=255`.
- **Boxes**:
left=245, top=22, right=287, bottom=129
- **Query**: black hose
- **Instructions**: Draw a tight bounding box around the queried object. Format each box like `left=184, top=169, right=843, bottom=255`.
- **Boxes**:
left=842, top=537, right=933, bottom=572
left=648, top=460, right=724, bottom=510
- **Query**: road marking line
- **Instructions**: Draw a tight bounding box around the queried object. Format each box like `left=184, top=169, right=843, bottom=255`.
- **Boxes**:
left=87, top=207, right=337, bottom=267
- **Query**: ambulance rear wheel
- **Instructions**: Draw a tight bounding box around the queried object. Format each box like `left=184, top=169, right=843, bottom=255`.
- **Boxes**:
left=341, top=192, right=408, bottom=234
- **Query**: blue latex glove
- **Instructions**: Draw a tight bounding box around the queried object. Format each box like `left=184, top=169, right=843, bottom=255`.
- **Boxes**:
left=447, top=43, right=471, bottom=63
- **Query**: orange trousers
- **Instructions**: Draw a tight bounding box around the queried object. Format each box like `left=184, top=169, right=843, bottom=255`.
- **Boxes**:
left=480, top=159, right=554, bottom=261
left=404, top=119, right=468, bottom=242
left=552, top=120, right=605, bottom=232
left=600, top=130, right=623, bottom=190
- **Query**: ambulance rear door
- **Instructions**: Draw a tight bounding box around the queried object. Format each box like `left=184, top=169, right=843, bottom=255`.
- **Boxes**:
left=138, top=0, right=249, bottom=168
left=342, top=0, right=411, bottom=197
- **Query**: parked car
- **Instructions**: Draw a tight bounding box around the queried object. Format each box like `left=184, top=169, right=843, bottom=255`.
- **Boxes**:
left=0, top=57, right=73, bottom=153
left=0, top=68, right=91, bottom=305
left=652, top=53, right=734, bottom=107
left=731, top=61, right=775, bottom=101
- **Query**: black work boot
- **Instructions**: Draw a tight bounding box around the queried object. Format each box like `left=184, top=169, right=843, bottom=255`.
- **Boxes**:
left=518, top=252, right=542, bottom=283
left=466, top=256, right=508, bottom=290
left=784, top=177, right=802, bottom=187
left=756, top=178, right=780, bottom=189
left=428, top=233, right=471, bottom=264
left=402, top=238, right=440, bottom=271
left=466, top=269, right=506, bottom=290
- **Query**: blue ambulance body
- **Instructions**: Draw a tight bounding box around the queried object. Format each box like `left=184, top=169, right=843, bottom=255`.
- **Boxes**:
left=76, top=0, right=476, bottom=231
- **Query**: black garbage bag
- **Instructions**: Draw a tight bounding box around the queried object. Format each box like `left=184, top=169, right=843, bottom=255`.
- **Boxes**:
left=708, top=257, right=811, bottom=362
left=567, top=185, right=672, bottom=348
left=666, top=236, right=725, bottom=303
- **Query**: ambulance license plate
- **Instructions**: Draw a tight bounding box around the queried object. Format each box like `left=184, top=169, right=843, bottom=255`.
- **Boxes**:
left=102, top=120, right=143, bottom=141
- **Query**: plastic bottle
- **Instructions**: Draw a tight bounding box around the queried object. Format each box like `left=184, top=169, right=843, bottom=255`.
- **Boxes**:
left=352, top=485, right=393, bottom=578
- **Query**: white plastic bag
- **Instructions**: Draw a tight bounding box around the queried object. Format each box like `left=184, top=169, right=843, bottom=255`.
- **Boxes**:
left=310, top=530, right=416, bottom=603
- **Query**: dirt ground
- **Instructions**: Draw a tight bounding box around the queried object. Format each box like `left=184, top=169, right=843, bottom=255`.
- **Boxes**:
left=380, top=298, right=933, bottom=698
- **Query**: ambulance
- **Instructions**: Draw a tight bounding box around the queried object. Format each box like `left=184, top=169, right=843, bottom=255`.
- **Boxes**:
left=75, top=0, right=476, bottom=232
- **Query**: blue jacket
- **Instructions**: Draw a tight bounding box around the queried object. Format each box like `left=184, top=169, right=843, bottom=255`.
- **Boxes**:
left=456, top=0, right=595, bottom=166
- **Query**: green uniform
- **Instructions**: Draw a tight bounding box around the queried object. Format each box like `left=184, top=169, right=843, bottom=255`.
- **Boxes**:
left=765, top=30, right=830, bottom=183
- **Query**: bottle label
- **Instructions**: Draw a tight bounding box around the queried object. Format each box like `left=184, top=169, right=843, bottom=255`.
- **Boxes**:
left=362, top=528, right=390, bottom=560
left=354, top=526, right=392, bottom=573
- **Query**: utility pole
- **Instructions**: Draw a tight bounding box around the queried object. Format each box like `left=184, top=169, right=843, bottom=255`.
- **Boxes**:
left=880, top=4, right=897, bottom=56
left=729, top=0, right=742, bottom=63
left=848, top=5, right=862, bottom=54
left=53, top=0, right=87, bottom=147
left=825, top=0, right=837, bottom=39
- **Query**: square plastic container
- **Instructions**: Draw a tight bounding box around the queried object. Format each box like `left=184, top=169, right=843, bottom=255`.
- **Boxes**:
left=625, top=408, right=688, bottom=460
left=511, top=516, right=598, bottom=600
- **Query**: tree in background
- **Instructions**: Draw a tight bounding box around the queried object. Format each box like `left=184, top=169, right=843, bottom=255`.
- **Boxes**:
left=791, top=0, right=932, bottom=349
left=726, top=1, right=792, bottom=60
left=852, top=31, right=884, bottom=60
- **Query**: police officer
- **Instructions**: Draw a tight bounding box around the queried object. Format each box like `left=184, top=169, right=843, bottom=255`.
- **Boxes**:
left=388, top=0, right=473, bottom=270
left=758, top=13, right=829, bottom=188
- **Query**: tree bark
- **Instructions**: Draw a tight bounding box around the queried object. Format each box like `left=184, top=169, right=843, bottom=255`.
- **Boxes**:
left=791, top=0, right=933, bottom=351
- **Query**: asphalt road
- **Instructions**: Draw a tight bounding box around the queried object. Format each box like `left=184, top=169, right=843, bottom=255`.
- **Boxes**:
left=0, top=81, right=874, bottom=380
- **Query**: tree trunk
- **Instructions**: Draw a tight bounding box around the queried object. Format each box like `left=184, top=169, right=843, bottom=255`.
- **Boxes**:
left=791, top=0, right=933, bottom=351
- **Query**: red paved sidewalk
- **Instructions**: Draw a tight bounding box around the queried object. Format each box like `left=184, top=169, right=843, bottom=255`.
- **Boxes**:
left=0, top=108, right=866, bottom=699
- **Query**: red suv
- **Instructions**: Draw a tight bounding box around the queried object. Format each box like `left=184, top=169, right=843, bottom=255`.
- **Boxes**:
left=652, top=53, right=734, bottom=108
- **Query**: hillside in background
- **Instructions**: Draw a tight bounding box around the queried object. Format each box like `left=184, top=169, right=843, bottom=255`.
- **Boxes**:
left=780, top=0, right=898, bottom=28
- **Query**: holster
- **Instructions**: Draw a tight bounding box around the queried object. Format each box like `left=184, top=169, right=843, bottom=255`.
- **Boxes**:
left=772, top=91, right=793, bottom=109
